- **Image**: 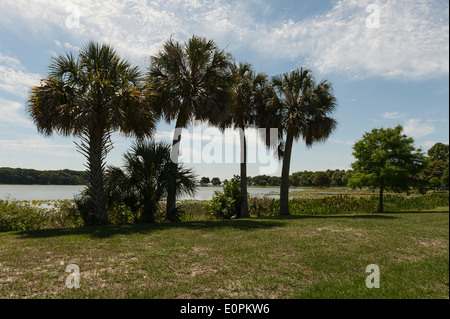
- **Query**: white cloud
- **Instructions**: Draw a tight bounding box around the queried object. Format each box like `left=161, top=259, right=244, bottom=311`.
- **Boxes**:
left=257, top=0, right=449, bottom=79
left=0, top=53, right=41, bottom=98
left=0, top=98, right=33, bottom=127
left=420, top=141, right=438, bottom=148
left=0, top=53, right=41, bottom=128
left=329, top=138, right=354, bottom=145
left=403, top=119, right=435, bottom=139
left=0, top=0, right=447, bottom=80
left=382, top=111, right=405, bottom=119
left=0, top=65, right=38, bottom=97
left=0, top=136, right=78, bottom=158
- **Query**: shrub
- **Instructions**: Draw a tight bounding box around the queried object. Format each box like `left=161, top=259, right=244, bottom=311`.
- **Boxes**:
left=0, top=200, right=47, bottom=232
left=206, top=177, right=243, bottom=219
left=248, top=197, right=279, bottom=217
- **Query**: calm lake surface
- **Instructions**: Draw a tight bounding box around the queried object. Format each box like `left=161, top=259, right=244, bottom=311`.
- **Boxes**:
left=0, top=185, right=302, bottom=201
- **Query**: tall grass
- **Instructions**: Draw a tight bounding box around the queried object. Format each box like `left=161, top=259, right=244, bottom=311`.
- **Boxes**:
left=248, top=192, right=449, bottom=217
left=1, top=193, right=448, bottom=231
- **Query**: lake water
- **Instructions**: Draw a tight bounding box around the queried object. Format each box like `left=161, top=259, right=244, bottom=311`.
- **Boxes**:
left=0, top=185, right=301, bottom=201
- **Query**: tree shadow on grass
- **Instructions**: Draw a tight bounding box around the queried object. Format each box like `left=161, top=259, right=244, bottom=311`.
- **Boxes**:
left=382, top=209, right=449, bottom=215
left=17, top=218, right=287, bottom=239
left=14, top=211, right=423, bottom=240
left=263, top=214, right=399, bottom=221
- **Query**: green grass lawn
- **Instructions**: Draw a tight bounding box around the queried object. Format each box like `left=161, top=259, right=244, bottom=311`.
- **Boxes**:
left=0, top=208, right=448, bottom=299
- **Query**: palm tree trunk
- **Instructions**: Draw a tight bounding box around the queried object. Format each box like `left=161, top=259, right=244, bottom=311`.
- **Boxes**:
left=280, top=129, right=294, bottom=216
left=88, top=129, right=108, bottom=225
left=239, top=128, right=249, bottom=218
left=166, top=116, right=184, bottom=215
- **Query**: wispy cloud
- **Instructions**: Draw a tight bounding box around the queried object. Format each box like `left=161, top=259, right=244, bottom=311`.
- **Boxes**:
left=329, top=138, right=354, bottom=145
left=0, top=136, right=79, bottom=158
left=403, top=119, right=436, bottom=139
left=0, top=53, right=41, bottom=98
left=382, top=111, right=405, bottom=119
left=0, top=98, right=33, bottom=127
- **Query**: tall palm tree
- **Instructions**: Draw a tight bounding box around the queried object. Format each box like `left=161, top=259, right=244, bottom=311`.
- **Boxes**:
left=27, top=41, right=156, bottom=225
left=223, top=62, right=269, bottom=218
left=105, top=141, right=197, bottom=223
left=260, top=67, right=337, bottom=215
left=146, top=35, right=233, bottom=215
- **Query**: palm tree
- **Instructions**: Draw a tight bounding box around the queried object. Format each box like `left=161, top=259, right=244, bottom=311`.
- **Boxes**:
left=27, top=41, right=156, bottom=225
left=260, top=67, right=337, bottom=215
left=105, top=141, right=197, bottom=223
left=146, top=35, right=233, bottom=215
left=223, top=62, right=269, bottom=218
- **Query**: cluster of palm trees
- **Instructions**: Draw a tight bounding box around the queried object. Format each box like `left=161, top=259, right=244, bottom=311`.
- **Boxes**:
left=27, top=35, right=337, bottom=225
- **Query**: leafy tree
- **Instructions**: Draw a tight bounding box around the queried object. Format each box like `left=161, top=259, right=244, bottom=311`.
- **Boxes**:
left=427, top=143, right=449, bottom=162
left=441, top=167, right=449, bottom=188
left=330, top=170, right=346, bottom=187
left=211, top=177, right=221, bottom=186
left=28, top=41, right=156, bottom=224
left=421, top=159, right=448, bottom=189
left=105, top=141, right=197, bottom=223
left=313, top=171, right=331, bottom=188
left=200, top=177, right=211, bottom=186
left=147, top=35, right=233, bottom=216
left=349, top=126, right=426, bottom=213
left=428, top=177, right=442, bottom=191
left=259, top=67, right=337, bottom=215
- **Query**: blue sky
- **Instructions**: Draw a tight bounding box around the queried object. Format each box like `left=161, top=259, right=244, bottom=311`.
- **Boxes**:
left=0, top=0, right=448, bottom=180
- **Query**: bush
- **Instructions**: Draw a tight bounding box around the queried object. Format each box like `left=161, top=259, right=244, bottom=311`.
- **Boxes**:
left=0, top=200, right=47, bottom=232
left=0, top=199, right=83, bottom=232
left=206, top=177, right=243, bottom=219
left=248, top=197, right=279, bottom=217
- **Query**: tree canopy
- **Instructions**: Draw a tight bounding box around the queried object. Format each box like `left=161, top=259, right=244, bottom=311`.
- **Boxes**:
left=427, top=143, right=449, bottom=162
left=349, top=125, right=426, bottom=212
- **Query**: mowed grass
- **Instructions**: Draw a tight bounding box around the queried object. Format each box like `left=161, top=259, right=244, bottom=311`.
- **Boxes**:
left=0, top=208, right=448, bottom=299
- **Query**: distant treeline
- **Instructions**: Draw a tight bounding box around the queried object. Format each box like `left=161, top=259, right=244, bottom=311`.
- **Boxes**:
left=204, top=169, right=352, bottom=187
left=0, top=167, right=87, bottom=185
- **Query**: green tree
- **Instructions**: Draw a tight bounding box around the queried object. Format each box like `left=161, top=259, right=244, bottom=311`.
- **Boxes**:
left=147, top=35, right=233, bottom=216
left=330, top=170, right=346, bottom=187
left=349, top=126, right=426, bottom=213
left=421, top=159, right=448, bottom=189
left=28, top=41, right=156, bottom=224
left=427, top=143, right=449, bottom=162
left=441, top=167, right=449, bottom=188
left=200, top=177, right=211, bottom=186
left=105, top=141, right=197, bottom=223
left=313, top=171, right=331, bottom=188
left=260, top=67, right=337, bottom=215
left=211, top=177, right=221, bottom=186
